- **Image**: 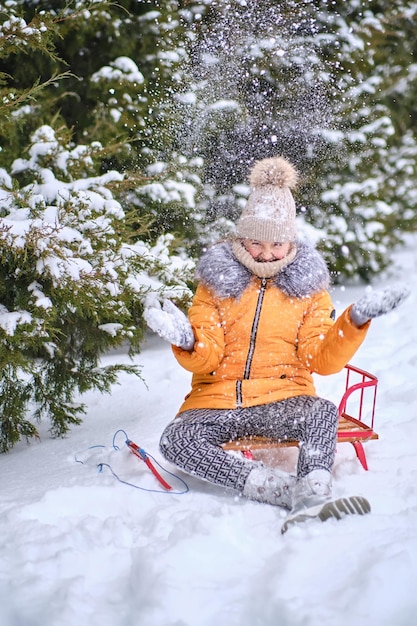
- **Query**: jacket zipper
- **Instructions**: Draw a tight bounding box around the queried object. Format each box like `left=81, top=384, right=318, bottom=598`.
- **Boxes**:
left=236, top=278, right=267, bottom=407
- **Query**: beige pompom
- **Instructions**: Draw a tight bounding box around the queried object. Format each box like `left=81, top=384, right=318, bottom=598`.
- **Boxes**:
left=249, top=156, right=299, bottom=189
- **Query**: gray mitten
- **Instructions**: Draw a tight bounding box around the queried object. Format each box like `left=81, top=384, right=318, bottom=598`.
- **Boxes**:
left=144, top=299, right=195, bottom=350
left=350, top=284, right=410, bottom=327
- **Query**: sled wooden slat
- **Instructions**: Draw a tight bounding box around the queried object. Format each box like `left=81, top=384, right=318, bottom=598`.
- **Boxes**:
left=222, top=414, right=378, bottom=451
left=222, top=364, right=379, bottom=471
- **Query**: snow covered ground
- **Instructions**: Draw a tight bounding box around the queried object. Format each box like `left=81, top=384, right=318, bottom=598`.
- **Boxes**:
left=1, top=237, right=417, bottom=626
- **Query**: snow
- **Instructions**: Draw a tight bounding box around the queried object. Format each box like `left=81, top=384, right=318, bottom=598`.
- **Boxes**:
left=1, top=238, right=417, bottom=626
left=137, top=179, right=197, bottom=208
left=91, top=57, right=145, bottom=85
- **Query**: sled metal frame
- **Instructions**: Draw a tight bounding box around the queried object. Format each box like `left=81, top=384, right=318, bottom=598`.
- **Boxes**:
left=222, top=364, right=379, bottom=471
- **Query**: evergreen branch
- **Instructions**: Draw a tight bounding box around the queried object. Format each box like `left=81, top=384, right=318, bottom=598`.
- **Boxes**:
left=0, top=71, right=74, bottom=114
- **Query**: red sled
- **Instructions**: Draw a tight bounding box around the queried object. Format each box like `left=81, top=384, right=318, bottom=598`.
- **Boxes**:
left=222, top=363, right=378, bottom=471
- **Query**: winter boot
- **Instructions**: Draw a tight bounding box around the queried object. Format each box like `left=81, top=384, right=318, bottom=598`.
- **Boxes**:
left=281, top=469, right=370, bottom=534
left=243, top=466, right=296, bottom=509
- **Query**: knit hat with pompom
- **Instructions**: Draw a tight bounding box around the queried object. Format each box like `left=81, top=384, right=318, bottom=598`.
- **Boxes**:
left=236, top=156, right=299, bottom=242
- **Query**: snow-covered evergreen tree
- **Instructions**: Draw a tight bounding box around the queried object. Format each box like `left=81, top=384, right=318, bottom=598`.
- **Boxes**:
left=0, top=125, right=193, bottom=451
left=0, top=3, right=194, bottom=450
left=310, top=1, right=417, bottom=279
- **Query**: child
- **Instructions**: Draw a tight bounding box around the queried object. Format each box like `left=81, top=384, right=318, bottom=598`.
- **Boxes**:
left=145, top=156, right=408, bottom=532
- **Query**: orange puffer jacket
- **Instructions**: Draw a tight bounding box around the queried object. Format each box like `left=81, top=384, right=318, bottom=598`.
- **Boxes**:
left=173, top=242, right=370, bottom=413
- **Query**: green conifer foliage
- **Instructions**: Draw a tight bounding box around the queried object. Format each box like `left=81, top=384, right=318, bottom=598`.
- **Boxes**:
left=309, top=1, right=417, bottom=279
left=0, top=124, right=193, bottom=451
left=0, top=2, right=194, bottom=450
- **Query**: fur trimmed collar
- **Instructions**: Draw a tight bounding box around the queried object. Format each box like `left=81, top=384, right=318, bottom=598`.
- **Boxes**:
left=196, top=240, right=331, bottom=299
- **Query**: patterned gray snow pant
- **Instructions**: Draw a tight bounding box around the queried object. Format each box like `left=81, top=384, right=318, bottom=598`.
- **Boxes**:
left=160, top=395, right=339, bottom=492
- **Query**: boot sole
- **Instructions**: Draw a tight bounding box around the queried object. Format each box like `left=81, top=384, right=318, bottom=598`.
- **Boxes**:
left=281, top=495, right=371, bottom=534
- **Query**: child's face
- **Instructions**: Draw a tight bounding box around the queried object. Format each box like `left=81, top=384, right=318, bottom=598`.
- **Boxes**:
left=243, top=240, right=291, bottom=262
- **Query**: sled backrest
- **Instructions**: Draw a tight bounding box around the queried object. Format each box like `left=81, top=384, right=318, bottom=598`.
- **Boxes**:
left=338, top=363, right=378, bottom=430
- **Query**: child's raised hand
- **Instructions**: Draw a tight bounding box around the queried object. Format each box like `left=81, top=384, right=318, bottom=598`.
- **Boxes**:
left=144, top=299, right=195, bottom=350
left=350, top=284, right=410, bottom=327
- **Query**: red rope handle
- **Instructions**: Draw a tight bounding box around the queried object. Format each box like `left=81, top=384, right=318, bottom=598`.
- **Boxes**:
left=126, top=440, right=172, bottom=491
